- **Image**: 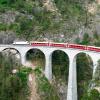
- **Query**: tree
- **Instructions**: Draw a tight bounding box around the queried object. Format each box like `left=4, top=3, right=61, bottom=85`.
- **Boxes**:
left=76, top=53, right=93, bottom=99
left=81, top=33, right=91, bottom=45
left=81, top=89, right=100, bottom=100
left=0, top=51, right=30, bottom=100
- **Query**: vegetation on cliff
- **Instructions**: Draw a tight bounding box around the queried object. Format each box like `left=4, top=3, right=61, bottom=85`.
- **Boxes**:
left=34, top=67, right=60, bottom=100
left=0, top=0, right=99, bottom=43
left=0, top=51, right=30, bottom=100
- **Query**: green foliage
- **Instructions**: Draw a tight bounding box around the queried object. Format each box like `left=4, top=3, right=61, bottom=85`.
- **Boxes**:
left=0, top=0, right=16, bottom=5
left=3, top=75, right=22, bottom=100
left=81, top=33, right=91, bottom=45
left=92, top=33, right=100, bottom=46
left=0, top=0, right=33, bottom=13
left=0, top=0, right=95, bottom=41
left=74, top=37, right=81, bottom=44
left=9, top=23, right=20, bottom=32
left=52, top=50, right=69, bottom=83
left=34, top=67, right=60, bottom=100
left=93, top=32, right=99, bottom=40
left=54, top=0, right=85, bottom=19
left=94, top=40, right=100, bottom=46
left=14, top=12, right=56, bottom=40
left=17, top=67, right=32, bottom=86
left=89, top=89, right=100, bottom=100
left=0, top=52, right=30, bottom=100
left=81, top=89, right=100, bottom=100
left=0, top=0, right=96, bottom=41
left=0, top=23, right=8, bottom=31
left=14, top=15, right=35, bottom=40
left=76, top=53, right=93, bottom=99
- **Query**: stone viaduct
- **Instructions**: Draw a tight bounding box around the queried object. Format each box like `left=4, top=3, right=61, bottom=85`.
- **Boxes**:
left=0, top=42, right=100, bottom=100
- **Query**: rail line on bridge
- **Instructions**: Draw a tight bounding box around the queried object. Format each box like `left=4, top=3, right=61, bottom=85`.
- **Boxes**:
left=31, top=42, right=100, bottom=52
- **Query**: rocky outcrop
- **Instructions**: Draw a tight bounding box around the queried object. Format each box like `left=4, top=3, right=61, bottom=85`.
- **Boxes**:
left=0, top=31, right=16, bottom=44
left=28, top=73, right=40, bottom=100
left=0, top=11, right=18, bottom=24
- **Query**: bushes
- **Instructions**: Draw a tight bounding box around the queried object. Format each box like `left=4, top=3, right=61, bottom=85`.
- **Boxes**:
left=76, top=53, right=93, bottom=99
left=81, top=89, right=100, bottom=100
left=81, top=33, right=91, bottom=45
left=54, top=0, right=85, bottom=18
left=0, top=52, right=30, bottom=100
left=0, top=0, right=33, bottom=13
left=34, top=67, right=60, bottom=100
left=75, top=33, right=91, bottom=45
left=0, top=0, right=17, bottom=5
left=17, top=67, right=32, bottom=86
left=0, top=23, right=8, bottom=31
left=52, top=50, right=69, bottom=83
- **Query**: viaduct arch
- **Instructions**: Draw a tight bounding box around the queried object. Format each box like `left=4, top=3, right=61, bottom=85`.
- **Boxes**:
left=25, top=48, right=45, bottom=69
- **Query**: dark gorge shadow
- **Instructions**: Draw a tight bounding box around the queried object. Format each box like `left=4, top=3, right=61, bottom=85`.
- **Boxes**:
left=76, top=53, right=93, bottom=100
left=52, top=50, right=69, bottom=100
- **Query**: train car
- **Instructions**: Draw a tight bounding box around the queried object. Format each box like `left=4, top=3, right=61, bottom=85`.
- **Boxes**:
left=68, top=43, right=86, bottom=50
left=87, top=46, right=100, bottom=52
left=30, top=41, right=49, bottom=46
left=13, top=41, right=30, bottom=45
left=49, top=42, right=66, bottom=48
left=12, top=41, right=100, bottom=52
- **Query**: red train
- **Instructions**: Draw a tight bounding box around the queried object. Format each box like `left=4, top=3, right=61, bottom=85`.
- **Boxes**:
left=14, top=41, right=100, bottom=52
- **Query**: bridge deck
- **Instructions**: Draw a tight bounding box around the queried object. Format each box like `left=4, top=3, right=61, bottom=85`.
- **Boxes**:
left=0, top=42, right=100, bottom=52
